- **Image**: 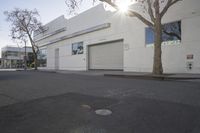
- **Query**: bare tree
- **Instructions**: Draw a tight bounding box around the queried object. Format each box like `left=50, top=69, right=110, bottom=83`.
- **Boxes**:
left=66, top=0, right=182, bottom=75
left=4, top=8, right=43, bottom=70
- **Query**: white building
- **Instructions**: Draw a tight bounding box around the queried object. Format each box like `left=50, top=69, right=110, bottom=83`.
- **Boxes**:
left=34, top=0, right=200, bottom=73
left=1, top=46, right=33, bottom=68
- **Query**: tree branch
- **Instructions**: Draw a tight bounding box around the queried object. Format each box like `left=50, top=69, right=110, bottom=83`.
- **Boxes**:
left=127, top=10, right=154, bottom=27
left=147, top=0, right=155, bottom=23
left=100, top=0, right=154, bottom=27
left=99, top=0, right=118, bottom=9
left=161, top=0, right=182, bottom=18
left=162, top=30, right=181, bottom=40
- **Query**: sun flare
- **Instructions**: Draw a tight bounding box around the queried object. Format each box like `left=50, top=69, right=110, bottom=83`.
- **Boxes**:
left=116, top=1, right=131, bottom=13
left=103, top=0, right=136, bottom=13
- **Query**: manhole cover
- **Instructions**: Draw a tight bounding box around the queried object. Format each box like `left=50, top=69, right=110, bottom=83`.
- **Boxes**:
left=95, top=109, right=112, bottom=116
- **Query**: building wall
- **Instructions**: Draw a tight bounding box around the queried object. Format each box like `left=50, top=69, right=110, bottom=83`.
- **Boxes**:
left=35, top=0, right=200, bottom=73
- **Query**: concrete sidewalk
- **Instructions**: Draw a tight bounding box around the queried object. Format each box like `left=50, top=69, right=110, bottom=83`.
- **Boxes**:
left=0, top=69, right=19, bottom=71
left=0, top=68, right=33, bottom=71
left=39, top=69, right=200, bottom=80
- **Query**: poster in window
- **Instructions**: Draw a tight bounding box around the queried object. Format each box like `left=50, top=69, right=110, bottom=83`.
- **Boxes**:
left=72, top=42, right=84, bottom=55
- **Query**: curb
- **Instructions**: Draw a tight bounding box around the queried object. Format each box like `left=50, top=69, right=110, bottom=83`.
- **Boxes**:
left=104, top=74, right=200, bottom=80
left=37, top=70, right=57, bottom=73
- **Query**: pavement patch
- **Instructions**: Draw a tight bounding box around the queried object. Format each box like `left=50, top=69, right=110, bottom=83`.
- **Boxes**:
left=80, top=104, right=92, bottom=110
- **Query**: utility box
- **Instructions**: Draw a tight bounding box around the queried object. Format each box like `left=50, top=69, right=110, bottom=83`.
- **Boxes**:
left=186, top=61, right=193, bottom=70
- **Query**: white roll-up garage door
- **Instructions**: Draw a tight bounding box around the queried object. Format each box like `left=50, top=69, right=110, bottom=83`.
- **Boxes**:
left=89, top=41, right=123, bottom=70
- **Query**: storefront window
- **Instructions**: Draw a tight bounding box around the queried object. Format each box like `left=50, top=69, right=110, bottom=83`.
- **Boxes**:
left=38, top=48, right=47, bottom=67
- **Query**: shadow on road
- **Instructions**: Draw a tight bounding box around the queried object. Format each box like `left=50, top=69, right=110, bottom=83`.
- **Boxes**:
left=0, top=72, right=30, bottom=81
left=0, top=92, right=200, bottom=133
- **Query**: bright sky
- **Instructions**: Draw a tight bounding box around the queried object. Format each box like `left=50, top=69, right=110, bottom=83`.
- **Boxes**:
left=0, top=0, right=98, bottom=57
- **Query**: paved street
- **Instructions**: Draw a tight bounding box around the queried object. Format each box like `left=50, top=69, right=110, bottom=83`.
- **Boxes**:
left=0, top=71, right=200, bottom=133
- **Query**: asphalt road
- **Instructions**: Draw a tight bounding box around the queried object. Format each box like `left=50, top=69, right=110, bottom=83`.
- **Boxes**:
left=0, top=71, right=200, bottom=133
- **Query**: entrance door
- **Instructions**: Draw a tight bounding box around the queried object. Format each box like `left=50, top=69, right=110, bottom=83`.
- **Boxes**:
left=55, top=48, right=59, bottom=70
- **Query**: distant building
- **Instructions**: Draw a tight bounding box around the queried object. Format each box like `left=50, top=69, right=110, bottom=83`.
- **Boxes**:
left=1, top=46, right=33, bottom=68
left=35, top=0, right=200, bottom=73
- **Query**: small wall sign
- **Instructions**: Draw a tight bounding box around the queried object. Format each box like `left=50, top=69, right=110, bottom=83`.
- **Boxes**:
left=186, top=54, right=194, bottom=60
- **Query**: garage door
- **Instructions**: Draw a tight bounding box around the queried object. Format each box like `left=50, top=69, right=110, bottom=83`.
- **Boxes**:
left=89, top=41, right=123, bottom=70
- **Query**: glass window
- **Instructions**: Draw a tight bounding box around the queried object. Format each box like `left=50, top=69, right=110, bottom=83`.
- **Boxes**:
left=145, top=27, right=155, bottom=45
left=72, top=42, right=84, bottom=55
left=1, top=51, right=7, bottom=58
left=145, top=21, right=181, bottom=45
left=38, top=48, right=47, bottom=67
left=6, top=51, right=19, bottom=57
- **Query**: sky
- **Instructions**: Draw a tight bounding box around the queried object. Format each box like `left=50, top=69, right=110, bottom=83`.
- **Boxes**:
left=0, top=0, right=98, bottom=57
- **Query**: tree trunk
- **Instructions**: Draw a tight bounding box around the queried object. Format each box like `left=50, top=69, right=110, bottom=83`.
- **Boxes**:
left=27, top=32, right=38, bottom=70
left=24, top=41, right=27, bottom=70
left=153, top=18, right=163, bottom=75
left=34, top=54, right=38, bottom=70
